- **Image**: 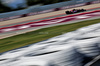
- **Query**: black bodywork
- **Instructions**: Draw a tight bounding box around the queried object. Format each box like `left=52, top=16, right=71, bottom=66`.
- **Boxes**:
left=65, top=9, right=86, bottom=14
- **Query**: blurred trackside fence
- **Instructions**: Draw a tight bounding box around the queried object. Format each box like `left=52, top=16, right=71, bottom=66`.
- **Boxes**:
left=0, top=0, right=100, bottom=22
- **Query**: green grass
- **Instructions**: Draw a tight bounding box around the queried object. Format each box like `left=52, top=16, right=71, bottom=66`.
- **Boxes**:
left=0, top=18, right=100, bottom=53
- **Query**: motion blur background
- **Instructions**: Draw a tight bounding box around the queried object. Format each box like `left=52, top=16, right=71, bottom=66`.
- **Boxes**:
left=0, top=0, right=100, bottom=66
left=0, top=0, right=70, bottom=13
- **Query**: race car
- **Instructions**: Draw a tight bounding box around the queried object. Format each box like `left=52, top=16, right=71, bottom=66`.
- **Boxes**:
left=65, top=9, right=86, bottom=14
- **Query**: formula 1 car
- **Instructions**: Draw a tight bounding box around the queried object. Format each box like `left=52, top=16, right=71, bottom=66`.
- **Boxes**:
left=65, top=9, right=86, bottom=14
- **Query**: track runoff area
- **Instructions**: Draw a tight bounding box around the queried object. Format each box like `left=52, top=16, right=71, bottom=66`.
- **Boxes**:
left=0, top=10, right=100, bottom=33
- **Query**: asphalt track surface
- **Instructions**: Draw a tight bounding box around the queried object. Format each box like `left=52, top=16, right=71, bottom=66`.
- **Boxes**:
left=0, top=3, right=100, bottom=27
left=0, top=3, right=100, bottom=39
left=0, top=9, right=100, bottom=39
left=0, top=10, right=100, bottom=33
left=0, top=8, right=100, bottom=28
